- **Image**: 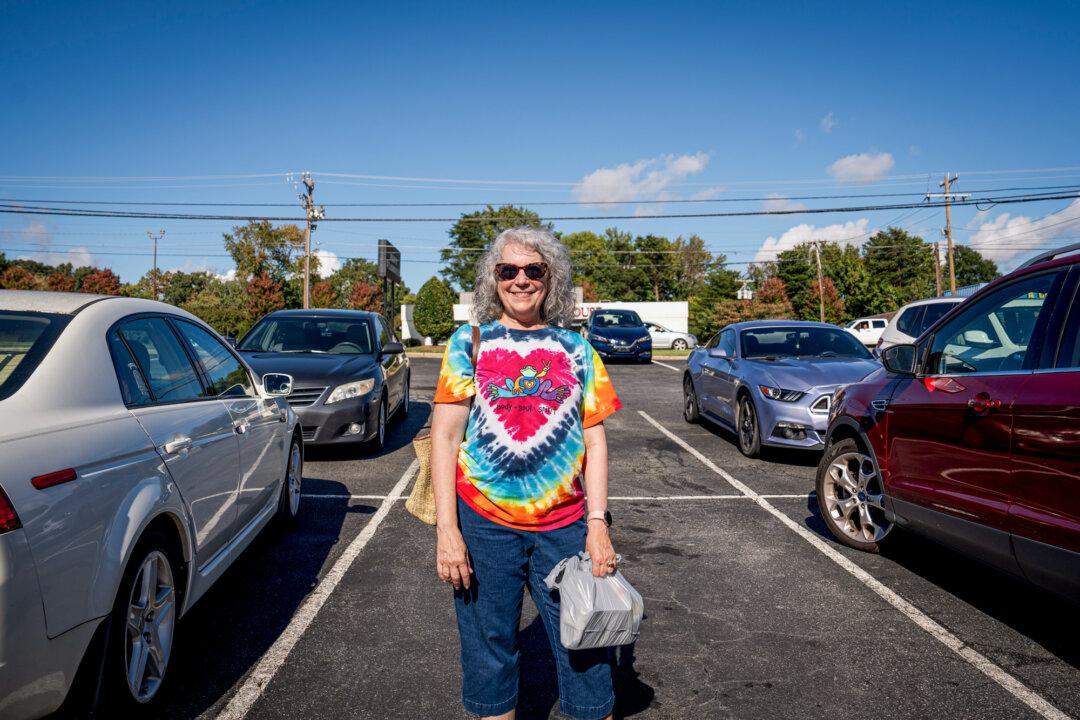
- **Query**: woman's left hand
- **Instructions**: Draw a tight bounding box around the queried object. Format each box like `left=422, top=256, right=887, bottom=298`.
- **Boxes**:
left=586, top=521, right=617, bottom=576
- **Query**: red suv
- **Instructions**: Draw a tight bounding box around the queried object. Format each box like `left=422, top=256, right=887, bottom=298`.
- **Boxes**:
left=817, top=243, right=1080, bottom=601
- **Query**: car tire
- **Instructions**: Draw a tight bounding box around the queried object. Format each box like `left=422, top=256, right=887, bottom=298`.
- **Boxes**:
left=103, top=530, right=179, bottom=713
left=815, top=438, right=893, bottom=553
left=736, top=394, right=761, bottom=458
left=394, top=374, right=410, bottom=420
left=277, top=436, right=302, bottom=524
left=683, top=376, right=700, bottom=423
left=366, top=395, right=387, bottom=453
left=672, top=339, right=688, bottom=350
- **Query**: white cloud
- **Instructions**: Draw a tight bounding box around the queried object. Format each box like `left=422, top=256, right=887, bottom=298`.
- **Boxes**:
left=9, top=221, right=97, bottom=267
left=794, top=129, right=805, bottom=145
left=762, top=193, right=808, bottom=213
left=315, top=248, right=342, bottom=275
left=574, top=153, right=709, bottom=206
left=690, top=186, right=725, bottom=201
left=820, top=112, right=836, bottom=133
left=753, top=219, right=872, bottom=263
left=216, top=268, right=237, bottom=282
left=827, top=151, right=895, bottom=183
left=966, top=197, right=1080, bottom=265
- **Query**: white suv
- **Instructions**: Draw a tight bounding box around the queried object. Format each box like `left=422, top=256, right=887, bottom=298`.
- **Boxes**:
left=875, top=297, right=965, bottom=355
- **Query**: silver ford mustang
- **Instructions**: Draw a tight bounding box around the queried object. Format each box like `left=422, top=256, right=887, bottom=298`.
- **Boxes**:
left=683, top=320, right=882, bottom=457
left=0, top=291, right=302, bottom=718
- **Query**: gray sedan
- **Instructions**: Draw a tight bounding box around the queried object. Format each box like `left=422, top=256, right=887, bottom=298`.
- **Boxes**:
left=0, top=291, right=302, bottom=718
left=646, top=322, right=697, bottom=350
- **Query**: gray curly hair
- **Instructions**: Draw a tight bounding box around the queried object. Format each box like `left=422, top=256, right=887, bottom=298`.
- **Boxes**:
left=471, top=226, right=576, bottom=326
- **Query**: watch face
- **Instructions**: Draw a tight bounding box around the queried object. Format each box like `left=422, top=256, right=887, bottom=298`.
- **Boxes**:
left=604, top=510, right=613, bottom=527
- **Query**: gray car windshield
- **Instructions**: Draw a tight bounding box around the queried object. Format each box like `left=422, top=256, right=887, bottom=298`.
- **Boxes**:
left=592, top=310, right=644, bottom=328
left=741, top=327, right=872, bottom=360
left=0, top=311, right=71, bottom=401
left=239, top=317, right=375, bottom=355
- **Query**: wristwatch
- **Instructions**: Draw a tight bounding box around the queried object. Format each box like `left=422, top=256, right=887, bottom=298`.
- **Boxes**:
left=587, top=510, right=613, bottom=527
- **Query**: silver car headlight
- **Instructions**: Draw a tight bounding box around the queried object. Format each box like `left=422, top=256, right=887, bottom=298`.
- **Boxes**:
left=326, top=378, right=375, bottom=404
left=758, top=385, right=805, bottom=402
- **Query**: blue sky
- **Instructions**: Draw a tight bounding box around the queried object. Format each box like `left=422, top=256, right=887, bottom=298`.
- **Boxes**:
left=2, top=0, right=1079, bottom=291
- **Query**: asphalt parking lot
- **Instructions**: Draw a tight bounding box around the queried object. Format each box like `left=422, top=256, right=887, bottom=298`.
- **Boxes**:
left=103, top=356, right=1079, bottom=720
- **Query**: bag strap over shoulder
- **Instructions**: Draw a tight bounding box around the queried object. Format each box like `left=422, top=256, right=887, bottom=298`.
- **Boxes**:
left=471, top=324, right=480, bottom=369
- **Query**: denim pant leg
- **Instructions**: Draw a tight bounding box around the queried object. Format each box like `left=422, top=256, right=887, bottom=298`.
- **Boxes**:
left=527, top=520, right=616, bottom=720
left=454, top=498, right=527, bottom=717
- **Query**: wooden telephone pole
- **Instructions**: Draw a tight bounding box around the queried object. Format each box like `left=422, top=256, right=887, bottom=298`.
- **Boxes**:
left=147, top=229, right=165, bottom=300
left=926, top=174, right=968, bottom=295
left=298, top=174, right=325, bottom=309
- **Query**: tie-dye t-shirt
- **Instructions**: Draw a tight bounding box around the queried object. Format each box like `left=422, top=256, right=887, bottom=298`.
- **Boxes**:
left=434, top=321, right=621, bottom=531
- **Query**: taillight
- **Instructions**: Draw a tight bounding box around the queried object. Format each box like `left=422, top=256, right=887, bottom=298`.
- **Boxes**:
left=0, top=486, right=21, bottom=534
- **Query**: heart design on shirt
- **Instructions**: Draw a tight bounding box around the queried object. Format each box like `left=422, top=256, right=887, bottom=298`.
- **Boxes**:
left=476, top=347, right=577, bottom=443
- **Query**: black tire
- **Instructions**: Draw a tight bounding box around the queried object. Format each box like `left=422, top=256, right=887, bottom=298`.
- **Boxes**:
left=366, top=395, right=387, bottom=453
left=736, top=394, right=761, bottom=458
left=683, top=376, right=700, bottom=423
left=394, top=373, right=410, bottom=420
left=815, top=438, right=893, bottom=552
left=102, top=530, right=179, bottom=714
left=277, top=435, right=302, bottom=524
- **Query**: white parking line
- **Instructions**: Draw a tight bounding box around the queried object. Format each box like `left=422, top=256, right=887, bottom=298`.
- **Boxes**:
left=218, top=459, right=419, bottom=720
left=301, top=493, right=811, bottom=501
left=637, top=410, right=1071, bottom=720
left=650, top=359, right=683, bottom=372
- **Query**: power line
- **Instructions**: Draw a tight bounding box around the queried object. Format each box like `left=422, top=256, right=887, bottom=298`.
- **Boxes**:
left=0, top=191, right=1075, bottom=223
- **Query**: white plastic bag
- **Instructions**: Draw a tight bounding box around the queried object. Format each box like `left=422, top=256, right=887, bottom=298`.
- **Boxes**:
left=544, top=552, right=644, bottom=650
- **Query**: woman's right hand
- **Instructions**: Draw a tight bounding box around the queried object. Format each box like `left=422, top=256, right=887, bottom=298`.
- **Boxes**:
left=436, top=525, right=473, bottom=590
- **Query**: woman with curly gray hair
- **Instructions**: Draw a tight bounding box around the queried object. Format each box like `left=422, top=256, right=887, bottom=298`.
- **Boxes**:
left=431, top=226, right=622, bottom=720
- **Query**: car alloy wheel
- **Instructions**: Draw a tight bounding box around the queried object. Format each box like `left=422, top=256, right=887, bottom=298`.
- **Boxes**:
left=281, top=438, right=302, bottom=519
left=367, top=397, right=387, bottom=452
left=123, top=550, right=176, bottom=703
left=737, top=396, right=760, bottom=457
left=672, top=339, right=688, bottom=350
left=816, top=439, right=892, bottom=552
left=683, top=377, right=699, bottom=423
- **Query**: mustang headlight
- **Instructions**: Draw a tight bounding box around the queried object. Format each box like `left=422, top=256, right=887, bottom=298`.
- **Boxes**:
left=758, top=385, right=805, bottom=402
left=326, top=378, right=375, bottom=404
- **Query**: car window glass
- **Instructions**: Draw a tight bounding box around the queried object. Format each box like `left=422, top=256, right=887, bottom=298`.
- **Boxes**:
left=107, top=331, right=152, bottom=405
left=238, top=317, right=374, bottom=355
left=376, top=317, right=390, bottom=347
left=741, top=327, right=871, bottom=359
left=703, top=332, right=720, bottom=349
left=174, top=320, right=254, bottom=398
left=928, top=273, right=1056, bottom=375
left=873, top=320, right=887, bottom=329
left=918, top=302, right=956, bottom=334
left=895, top=306, right=925, bottom=336
left=719, top=330, right=736, bottom=357
left=118, top=317, right=205, bottom=402
left=591, top=311, right=643, bottom=328
left=0, top=311, right=70, bottom=402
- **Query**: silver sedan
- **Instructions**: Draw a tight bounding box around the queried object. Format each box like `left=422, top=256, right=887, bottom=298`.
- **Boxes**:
left=0, top=290, right=302, bottom=718
left=646, top=322, right=697, bottom=350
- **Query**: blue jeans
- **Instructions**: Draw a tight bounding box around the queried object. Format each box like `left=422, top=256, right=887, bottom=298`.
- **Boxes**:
left=454, top=497, right=615, bottom=719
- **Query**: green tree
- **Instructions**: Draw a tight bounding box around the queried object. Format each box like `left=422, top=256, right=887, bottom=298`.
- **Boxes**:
left=158, top=271, right=214, bottom=306
left=809, top=277, right=845, bottom=324
left=223, top=221, right=307, bottom=284
left=440, top=206, right=548, bottom=291
left=633, top=234, right=679, bottom=301
left=0, top=266, right=37, bottom=289
left=862, top=227, right=936, bottom=307
left=672, top=235, right=713, bottom=298
left=775, top=245, right=818, bottom=320
left=952, top=245, right=999, bottom=287
left=414, top=277, right=456, bottom=341
left=183, top=280, right=249, bottom=338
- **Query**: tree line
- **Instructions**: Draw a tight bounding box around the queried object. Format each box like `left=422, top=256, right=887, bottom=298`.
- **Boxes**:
left=1, top=206, right=1000, bottom=343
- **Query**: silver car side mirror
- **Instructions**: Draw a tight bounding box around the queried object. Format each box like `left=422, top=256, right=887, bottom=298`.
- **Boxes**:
left=262, top=373, right=294, bottom=396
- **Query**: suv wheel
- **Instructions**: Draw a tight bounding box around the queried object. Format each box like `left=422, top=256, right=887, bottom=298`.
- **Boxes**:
left=816, top=438, right=893, bottom=552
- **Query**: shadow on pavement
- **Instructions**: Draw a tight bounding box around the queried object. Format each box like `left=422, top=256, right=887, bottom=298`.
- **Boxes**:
left=304, top=401, right=431, bottom=463
left=145, top=480, right=372, bottom=719
left=696, top=417, right=822, bottom=468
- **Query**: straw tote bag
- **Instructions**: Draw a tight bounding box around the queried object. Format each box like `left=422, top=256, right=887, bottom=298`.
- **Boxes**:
left=406, top=325, right=480, bottom=525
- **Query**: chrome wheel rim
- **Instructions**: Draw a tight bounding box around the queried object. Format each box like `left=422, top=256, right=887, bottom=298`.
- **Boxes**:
left=823, top=451, right=892, bottom=543
left=739, top=400, right=755, bottom=450
left=683, top=380, right=696, bottom=418
left=124, top=551, right=176, bottom=703
left=673, top=339, right=687, bottom=350
left=287, top=442, right=302, bottom=516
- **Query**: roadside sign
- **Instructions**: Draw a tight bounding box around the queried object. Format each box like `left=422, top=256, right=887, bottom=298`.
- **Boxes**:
left=378, top=239, right=401, bottom=283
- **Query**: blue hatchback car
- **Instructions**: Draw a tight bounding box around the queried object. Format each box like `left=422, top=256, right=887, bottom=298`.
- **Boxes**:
left=684, top=320, right=880, bottom=457
left=585, top=309, right=652, bottom=362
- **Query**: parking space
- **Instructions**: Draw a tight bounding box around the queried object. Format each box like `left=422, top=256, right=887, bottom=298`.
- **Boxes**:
left=134, top=356, right=1078, bottom=720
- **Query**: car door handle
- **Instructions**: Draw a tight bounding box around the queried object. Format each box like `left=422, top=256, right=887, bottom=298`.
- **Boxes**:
left=967, top=394, right=1002, bottom=415
left=162, top=437, right=192, bottom=454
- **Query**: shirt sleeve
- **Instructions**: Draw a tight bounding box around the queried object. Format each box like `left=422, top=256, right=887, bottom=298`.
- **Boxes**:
left=581, top=341, right=621, bottom=428
left=434, top=324, right=477, bottom=403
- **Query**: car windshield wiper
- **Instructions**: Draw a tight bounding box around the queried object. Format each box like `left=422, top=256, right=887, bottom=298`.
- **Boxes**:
left=276, top=349, right=328, bottom=354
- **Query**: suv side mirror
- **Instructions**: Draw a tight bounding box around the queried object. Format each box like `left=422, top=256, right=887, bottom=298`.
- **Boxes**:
left=262, top=373, right=294, bottom=396
left=380, top=341, right=405, bottom=357
left=881, top=344, right=917, bottom=375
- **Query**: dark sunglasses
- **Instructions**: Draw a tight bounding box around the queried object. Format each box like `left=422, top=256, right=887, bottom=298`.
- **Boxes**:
left=495, top=262, right=548, bottom=281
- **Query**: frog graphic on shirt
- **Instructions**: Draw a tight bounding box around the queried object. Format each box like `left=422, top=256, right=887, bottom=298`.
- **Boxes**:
left=485, top=359, right=571, bottom=403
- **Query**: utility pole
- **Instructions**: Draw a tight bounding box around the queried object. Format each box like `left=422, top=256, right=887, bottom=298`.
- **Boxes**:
left=933, top=241, right=943, bottom=297
left=811, top=241, right=825, bottom=322
left=298, top=174, right=325, bottom=309
left=925, top=174, right=968, bottom=296
left=147, top=229, right=165, bottom=300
